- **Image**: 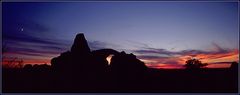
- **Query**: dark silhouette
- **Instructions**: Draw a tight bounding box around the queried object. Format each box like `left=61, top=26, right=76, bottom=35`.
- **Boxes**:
left=50, top=33, right=148, bottom=91
left=184, top=58, right=208, bottom=69
left=71, top=33, right=91, bottom=54
left=2, top=33, right=238, bottom=93
left=230, top=61, right=238, bottom=70
left=110, top=51, right=147, bottom=78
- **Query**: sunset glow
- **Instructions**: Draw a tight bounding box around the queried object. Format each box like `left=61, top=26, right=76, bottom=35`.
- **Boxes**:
left=3, top=2, right=238, bottom=69
left=139, top=49, right=239, bottom=69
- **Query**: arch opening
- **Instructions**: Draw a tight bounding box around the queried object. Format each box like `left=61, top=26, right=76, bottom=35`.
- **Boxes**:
left=106, top=54, right=114, bottom=65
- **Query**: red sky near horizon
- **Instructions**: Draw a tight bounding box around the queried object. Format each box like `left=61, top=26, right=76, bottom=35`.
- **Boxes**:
left=2, top=48, right=239, bottom=69
left=3, top=2, right=239, bottom=69
left=138, top=48, right=239, bottom=69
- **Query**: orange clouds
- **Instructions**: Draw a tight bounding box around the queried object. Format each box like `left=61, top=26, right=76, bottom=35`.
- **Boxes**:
left=206, top=63, right=231, bottom=68
left=188, top=49, right=239, bottom=64
left=138, top=49, right=239, bottom=69
left=145, top=63, right=184, bottom=69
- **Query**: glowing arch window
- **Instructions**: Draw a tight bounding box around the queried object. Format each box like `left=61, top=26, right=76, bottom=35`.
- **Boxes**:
left=106, top=54, right=114, bottom=65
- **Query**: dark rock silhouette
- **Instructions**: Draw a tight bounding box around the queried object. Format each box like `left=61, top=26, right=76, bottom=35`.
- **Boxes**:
left=50, top=33, right=148, bottom=90
left=110, top=51, right=147, bottom=78
left=51, top=34, right=104, bottom=75
left=51, top=33, right=147, bottom=75
left=91, top=49, right=119, bottom=71
left=71, top=33, right=91, bottom=54
left=92, top=49, right=119, bottom=58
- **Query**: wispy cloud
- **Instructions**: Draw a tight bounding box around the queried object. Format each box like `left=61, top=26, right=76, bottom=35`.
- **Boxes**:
left=133, top=43, right=238, bottom=69
left=3, top=31, right=120, bottom=65
left=2, top=29, right=70, bottom=64
left=88, top=40, right=121, bottom=51
left=88, top=41, right=109, bottom=50
left=22, top=20, right=51, bottom=33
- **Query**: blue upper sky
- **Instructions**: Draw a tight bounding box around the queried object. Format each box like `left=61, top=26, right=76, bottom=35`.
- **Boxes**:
left=2, top=2, right=239, bottom=66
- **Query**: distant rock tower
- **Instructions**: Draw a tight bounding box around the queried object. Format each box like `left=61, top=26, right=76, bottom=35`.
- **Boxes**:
left=71, top=33, right=91, bottom=54
left=51, top=33, right=92, bottom=74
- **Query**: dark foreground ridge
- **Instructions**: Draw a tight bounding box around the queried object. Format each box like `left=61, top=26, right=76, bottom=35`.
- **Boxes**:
left=3, top=33, right=238, bottom=93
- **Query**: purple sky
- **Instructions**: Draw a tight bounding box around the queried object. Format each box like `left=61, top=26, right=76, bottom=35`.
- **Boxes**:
left=2, top=2, right=239, bottom=68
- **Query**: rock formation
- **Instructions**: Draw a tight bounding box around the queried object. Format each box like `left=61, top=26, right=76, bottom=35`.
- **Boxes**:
left=71, top=33, right=91, bottom=54
left=50, top=33, right=148, bottom=89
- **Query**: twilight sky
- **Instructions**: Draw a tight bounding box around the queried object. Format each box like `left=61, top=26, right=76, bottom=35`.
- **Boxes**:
left=2, top=2, right=239, bottom=68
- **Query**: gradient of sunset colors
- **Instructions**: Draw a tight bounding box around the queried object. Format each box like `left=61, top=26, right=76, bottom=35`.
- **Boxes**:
left=2, top=2, right=239, bottom=68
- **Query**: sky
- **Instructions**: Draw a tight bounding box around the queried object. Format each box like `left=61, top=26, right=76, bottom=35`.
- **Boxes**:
left=2, top=2, right=239, bottom=69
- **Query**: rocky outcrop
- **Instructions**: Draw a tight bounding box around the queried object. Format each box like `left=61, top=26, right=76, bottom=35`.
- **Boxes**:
left=109, top=51, right=147, bottom=79
left=50, top=33, right=148, bottom=89
left=71, top=33, right=91, bottom=54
